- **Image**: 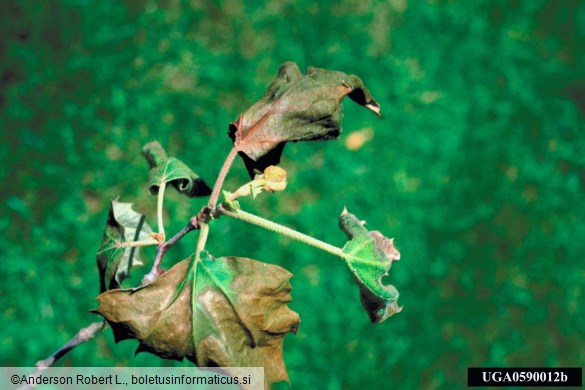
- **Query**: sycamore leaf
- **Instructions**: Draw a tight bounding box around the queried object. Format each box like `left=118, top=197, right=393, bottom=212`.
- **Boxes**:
left=228, top=61, right=381, bottom=176
left=96, top=200, right=154, bottom=292
left=94, top=251, right=300, bottom=388
left=339, top=208, right=402, bottom=323
left=142, top=141, right=211, bottom=197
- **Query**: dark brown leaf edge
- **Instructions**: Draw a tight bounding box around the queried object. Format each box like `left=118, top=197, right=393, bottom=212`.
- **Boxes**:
left=93, top=252, right=300, bottom=388
left=229, top=61, right=381, bottom=176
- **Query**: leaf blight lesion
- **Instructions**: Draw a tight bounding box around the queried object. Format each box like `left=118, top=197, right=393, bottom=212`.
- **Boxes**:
left=96, top=200, right=155, bottom=292
left=95, top=251, right=299, bottom=388
left=229, top=61, right=381, bottom=177
left=339, top=208, right=402, bottom=323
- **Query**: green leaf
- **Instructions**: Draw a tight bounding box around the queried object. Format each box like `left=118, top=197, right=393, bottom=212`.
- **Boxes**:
left=96, top=200, right=154, bottom=292
left=94, top=251, right=300, bottom=387
left=228, top=61, right=381, bottom=176
left=339, top=208, right=402, bottom=323
left=142, top=141, right=211, bottom=197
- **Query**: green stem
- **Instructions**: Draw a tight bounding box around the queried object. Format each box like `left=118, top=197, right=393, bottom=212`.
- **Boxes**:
left=218, top=205, right=347, bottom=259
left=195, top=223, right=209, bottom=262
left=157, top=181, right=166, bottom=240
left=119, top=239, right=158, bottom=248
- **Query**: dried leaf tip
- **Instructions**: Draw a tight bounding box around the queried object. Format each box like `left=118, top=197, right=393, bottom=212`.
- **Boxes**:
left=370, top=231, right=400, bottom=262
left=365, top=103, right=382, bottom=117
left=229, top=62, right=382, bottom=177
left=339, top=210, right=401, bottom=323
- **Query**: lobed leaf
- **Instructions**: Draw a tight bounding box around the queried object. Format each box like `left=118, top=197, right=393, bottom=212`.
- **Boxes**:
left=94, top=251, right=300, bottom=388
left=142, top=141, right=211, bottom=197
left=339, top=208, right=402, bottom=323
left=96, top=200, right=154, bottom=292
left=228, top=61, right=381, bottom=176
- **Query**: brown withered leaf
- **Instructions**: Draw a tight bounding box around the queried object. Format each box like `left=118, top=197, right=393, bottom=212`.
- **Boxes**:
left=96, top=200, right=153, bottom=292
left=229, top=62, right=381, bottom=176
left=94, top=251, right=300, bottom=388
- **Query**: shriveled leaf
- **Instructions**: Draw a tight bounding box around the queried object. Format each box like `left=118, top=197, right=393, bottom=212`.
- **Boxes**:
left=142, top=141, right=211, bottom=197
left=225, top=166, right=288, bottom=204
left=96, top=200, right=154, bottom=292
left=229, top=61, right=381, bottom=176
left=339, top=208, right=402, bottom=323
left=257, top=165, right=287, bottom=193
left=94, top=251, right=300, bottom=388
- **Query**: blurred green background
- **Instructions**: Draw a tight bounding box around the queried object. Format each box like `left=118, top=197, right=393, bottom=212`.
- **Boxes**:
left=1, top=0, right=584, bottom=388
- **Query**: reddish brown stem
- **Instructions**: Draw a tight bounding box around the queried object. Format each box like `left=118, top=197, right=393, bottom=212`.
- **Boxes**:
left=208, top=147, right=239, bottom=209
left=142, top=216, right=200, bottom=285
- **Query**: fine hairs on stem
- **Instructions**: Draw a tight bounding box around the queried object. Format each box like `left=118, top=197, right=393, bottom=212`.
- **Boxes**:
left=193, top=147, right=238, bottom=262
left=208, top=148, right=238, bottom=209
left=193, top=147, right=352, bottom=263
left=217, top=205, right=347, bottom=259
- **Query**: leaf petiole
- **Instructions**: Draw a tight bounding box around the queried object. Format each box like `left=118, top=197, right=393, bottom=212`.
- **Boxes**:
left=194, top=223, right=209, bottom=263
left=118, top=239, right=159, bottom=248
left=218, top=204, right=349, bottom=260
left=208, top=148, right=239, bottom=209
left=156, top=180, right=166, bottom=241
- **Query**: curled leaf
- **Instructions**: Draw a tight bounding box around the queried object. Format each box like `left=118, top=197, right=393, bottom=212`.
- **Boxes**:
left=228, top=62, right=381, bottom=176
left=142, top=141, right=211, bottom=197
left=94, top=251, right=300, bottom=388
left=96, top=200, right=154, bottom=292
left=339, top=208, right=402, bottom=323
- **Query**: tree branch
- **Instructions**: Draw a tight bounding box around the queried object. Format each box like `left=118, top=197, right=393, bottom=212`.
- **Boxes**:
left=35, top=321, right=108, bottom=369
left=17, top=321, right=107, bottom=390
left=141, top=216, right=201, bottom=285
